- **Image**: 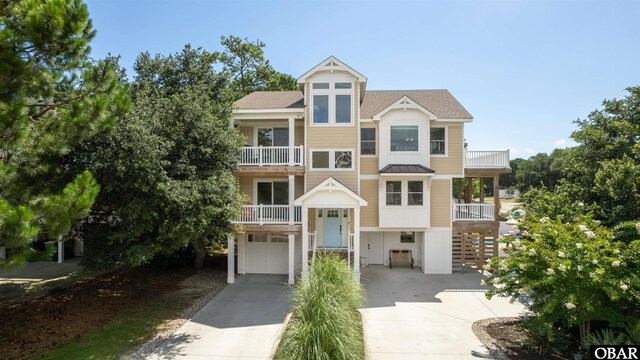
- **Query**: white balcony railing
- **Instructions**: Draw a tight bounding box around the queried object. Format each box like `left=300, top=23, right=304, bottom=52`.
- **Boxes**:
left=234, top=205, right=302, bottom=224
left=453, top=203, right=495, bottom=221
left=239, top=146, right=304, bottom=166
left=465, top=150, right=510, bottom=168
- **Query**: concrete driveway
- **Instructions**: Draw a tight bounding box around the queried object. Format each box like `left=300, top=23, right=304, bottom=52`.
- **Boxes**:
left=148, top=274, right=291, bottom=360
left=361, top=267, right=525, bottom=359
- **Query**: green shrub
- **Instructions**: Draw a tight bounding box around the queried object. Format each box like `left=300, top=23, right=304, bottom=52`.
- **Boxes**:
left=519, top=316, right=572, bottom=356
left=274, top=254, right=366, bottom=360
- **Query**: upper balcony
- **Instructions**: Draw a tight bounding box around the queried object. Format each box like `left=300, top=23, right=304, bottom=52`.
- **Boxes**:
left=464, top=150, right=511, bottom=177
left=239, top=146, right=304, bottom=167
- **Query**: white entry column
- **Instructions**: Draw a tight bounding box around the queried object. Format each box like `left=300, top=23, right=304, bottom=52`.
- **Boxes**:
left=301, top=206, right=309, bottom=278
left=353, top=207, right=361, bottom=281
left=288, top=117, right=295, bottom=166
left=227, top=234, right=235, bottom=284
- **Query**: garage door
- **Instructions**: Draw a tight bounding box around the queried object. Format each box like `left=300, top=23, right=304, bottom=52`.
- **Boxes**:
left=245, top=234, right=288, bottom=274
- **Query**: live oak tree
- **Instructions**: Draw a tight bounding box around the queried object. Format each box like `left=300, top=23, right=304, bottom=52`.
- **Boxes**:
left=79, top=45, right=245, bottom=270
left=0, top=0, right=129, bottom=263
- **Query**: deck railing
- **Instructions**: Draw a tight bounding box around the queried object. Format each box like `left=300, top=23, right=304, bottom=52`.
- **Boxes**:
left=239, top=146, right=304, bottom=166
left=453, top=203, right=495, bottom=221
left=465, top=150, right=510, bottom=168
left=234, top=205, right=302, bottom=224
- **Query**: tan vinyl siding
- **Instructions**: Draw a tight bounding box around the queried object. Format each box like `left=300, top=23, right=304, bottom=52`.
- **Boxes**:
left=295, top=125, right=304, bottom=146
left=305, top=81, right=359, bottom=192
left=430, top=179, right=451, bottom=227
left=295, top=176, right=304, bottom=198
left=239, top=126, right=253, bottom=146
left=360, top=179, right=379, bottom=227
left=360, top=158, right=379, bottom=175
left=239, top=177, right=253, bottom=202
left=430, top=123, right=463, bottom=175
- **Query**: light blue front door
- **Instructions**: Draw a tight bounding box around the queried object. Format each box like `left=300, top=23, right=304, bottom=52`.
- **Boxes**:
left=323, top=209, right=342, bottom=248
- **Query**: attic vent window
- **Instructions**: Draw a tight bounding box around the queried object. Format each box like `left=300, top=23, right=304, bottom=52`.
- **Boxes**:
left=313, top=83, right=330, bottom=89
left=335, top=82, right=352, bottom=89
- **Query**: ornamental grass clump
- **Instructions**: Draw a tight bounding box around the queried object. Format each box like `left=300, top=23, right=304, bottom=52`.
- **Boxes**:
left=274, top=254, right=366, bottom=360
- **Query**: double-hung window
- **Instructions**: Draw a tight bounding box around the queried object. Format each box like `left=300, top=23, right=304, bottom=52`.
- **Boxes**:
left=311, top=150, right=353, bottom=170
left=361, top=128, right=376, bottom=155
left=408, top=181, right=423, bottom=205
left=430, top=127, right=446, bottom=155
left=386, top=181, right=402, bottom=205
left=390, top=126, right=418, bottom=151
left=311, top=82, right=352, bottom=125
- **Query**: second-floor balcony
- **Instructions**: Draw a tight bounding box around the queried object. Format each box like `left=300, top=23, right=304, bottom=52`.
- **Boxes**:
left=234, top=204, right=302, bottom=224
left=239, top=146, right=304, bottom=167
left=465, top=150, right=510, bottom=169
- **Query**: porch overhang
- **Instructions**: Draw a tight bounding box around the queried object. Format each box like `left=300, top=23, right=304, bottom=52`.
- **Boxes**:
left=294, top=177, right=368, bottom=208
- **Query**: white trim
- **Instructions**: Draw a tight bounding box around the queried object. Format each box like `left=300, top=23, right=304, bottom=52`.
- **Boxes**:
left=309, top=148, right=355, bottom=171
left=360, top=119, right=374, bottom=123
left=372, top=96, right=437, bottom=121
left=429, top=125, right=448, bottom=157
left=297, top=56, right=367, bottom=83
left=235, top=108, right=305, bottom=114
left=434, top=118, right=473, bottom=123
left=361, top=175, right=380, bottom=180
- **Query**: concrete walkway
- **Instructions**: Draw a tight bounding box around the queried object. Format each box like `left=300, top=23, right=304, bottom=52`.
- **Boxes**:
left=148, top=274, right=291, bottom=360
left=361, top=267, right=525, bottom=359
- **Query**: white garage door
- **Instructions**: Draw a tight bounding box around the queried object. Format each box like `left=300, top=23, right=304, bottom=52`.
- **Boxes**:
left=245, top=234, right=288, bottom=274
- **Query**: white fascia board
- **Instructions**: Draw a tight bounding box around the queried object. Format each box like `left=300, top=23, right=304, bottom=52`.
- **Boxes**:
left=233, top=108, right=305, bottom=120
left=433, top=118, right=473, bottom=123
left=372, top=96, right=437, bottom=121
left=297, top=56, right=367, bottom=83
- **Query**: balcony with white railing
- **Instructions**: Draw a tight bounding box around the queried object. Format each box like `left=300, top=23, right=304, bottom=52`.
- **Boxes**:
left=234, top=205, right=302, bottom=224
left=453, top=203, right=495, bottom=221
left=239, top=146, right=304, bottom=166
left=465, top=150, right=510, bottom=169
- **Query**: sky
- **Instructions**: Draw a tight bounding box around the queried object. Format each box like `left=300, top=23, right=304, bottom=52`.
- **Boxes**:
left=84, top=0, right=640, bottom=159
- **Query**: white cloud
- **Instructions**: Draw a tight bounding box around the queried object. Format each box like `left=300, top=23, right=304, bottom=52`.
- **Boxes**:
left=553, top=139, right=567, bottom=147
left=524, top=148, right=536, bottom=155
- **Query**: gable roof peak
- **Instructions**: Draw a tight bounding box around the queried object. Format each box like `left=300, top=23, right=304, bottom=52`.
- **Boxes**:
left=297, top=55, right=367, bottom=84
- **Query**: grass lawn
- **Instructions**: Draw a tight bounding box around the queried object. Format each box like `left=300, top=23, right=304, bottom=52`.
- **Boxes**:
left=39, top=296, right=189, bottom=359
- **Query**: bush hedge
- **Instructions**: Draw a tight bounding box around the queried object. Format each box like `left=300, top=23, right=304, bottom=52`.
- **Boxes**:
left=274, top=254, right=366, bottom=360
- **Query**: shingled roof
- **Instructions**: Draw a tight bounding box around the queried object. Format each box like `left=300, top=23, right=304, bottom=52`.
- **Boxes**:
left=361, top=90, right=472, bottom=119
left=234, top=89, right=472, bottom=120
left=379, top=164, right=436, bottom=174
left=234, top=91, right=304, bottom=109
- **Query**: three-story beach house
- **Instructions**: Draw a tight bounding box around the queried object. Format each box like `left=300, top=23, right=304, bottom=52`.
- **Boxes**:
left=227, top=56, right=510, bottom=284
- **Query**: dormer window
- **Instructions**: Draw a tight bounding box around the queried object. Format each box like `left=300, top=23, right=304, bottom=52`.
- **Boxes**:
left=311, top=82, right=353, bottom=125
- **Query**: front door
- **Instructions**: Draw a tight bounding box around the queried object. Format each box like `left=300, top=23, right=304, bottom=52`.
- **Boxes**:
left=323, top=209, right=342, bottom=248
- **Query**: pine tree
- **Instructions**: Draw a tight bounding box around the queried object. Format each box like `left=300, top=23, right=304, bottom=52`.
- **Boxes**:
left=0, top=0, right=130, bottom=264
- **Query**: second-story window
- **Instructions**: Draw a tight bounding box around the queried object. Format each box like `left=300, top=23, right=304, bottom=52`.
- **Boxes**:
left=361, top=128, right=376, bottom=155
left=311, top=150, right=354, bottom=170
left=430, top=127, right=446, bottom=155
left=258, top=128, right=288, bottom=146
left=311, top=82, right=353, bottom=125
left=390, top=126, right=418, bottom=151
